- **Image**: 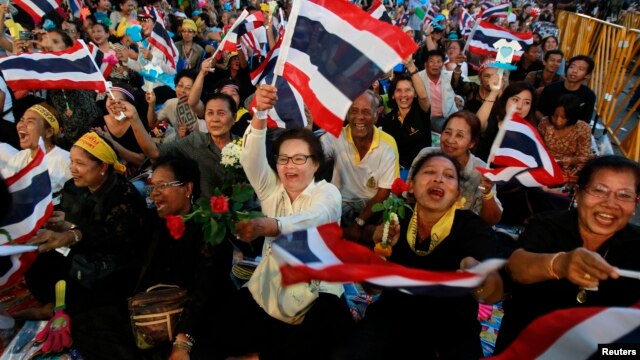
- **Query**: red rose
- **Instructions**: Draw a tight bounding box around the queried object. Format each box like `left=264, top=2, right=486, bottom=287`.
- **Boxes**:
left=210, top=195, right=229, bottom=214
left=391, top=178, right=408, bottom=196
left=165, top=215, right=185, bottom=240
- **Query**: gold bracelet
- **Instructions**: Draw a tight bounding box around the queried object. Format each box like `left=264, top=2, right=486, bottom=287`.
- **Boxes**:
left=173, top=341, right=192, bottom=352
left=483, top=191, right=494, bottom=201
left=548, top=252, right=565, bottom=280
left=67, top=229, right=80, bottom=245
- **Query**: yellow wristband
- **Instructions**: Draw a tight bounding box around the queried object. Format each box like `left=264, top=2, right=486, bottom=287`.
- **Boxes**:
left=482, top=191, right=494, bottom=201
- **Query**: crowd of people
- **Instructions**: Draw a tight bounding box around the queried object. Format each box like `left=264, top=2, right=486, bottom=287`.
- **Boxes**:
left=0, top=0, right=639, bottom=359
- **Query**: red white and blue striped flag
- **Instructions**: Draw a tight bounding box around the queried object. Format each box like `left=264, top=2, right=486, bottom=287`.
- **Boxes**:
left=274, top=0, right=418, bottom=136
left=480, top=3, right=510, bottom=19
left=0, top=145, right=52, bottom=287
left=487, top=305, right=640, bottom=360
left=249, top=39, right=307, bottom=129
left=271, top=223, right=505, bottom=296
left=460, top=8, right=475, bottom=35
left=367, top=0, right=392, bottom=24
left=476, top=112, right=564, bottom=188
left=467, top=20, right=533, bottom=62
left=222, top=10, right=265, bottom=53
left=13, top=0, right=61, bottom=23
left=147, top=18, right=178, bottom=71
left=87, top=42, right=115, bottom=78
left=0, top=40, right=107, bottom=92
left=67, top=0, right=83, bottom=18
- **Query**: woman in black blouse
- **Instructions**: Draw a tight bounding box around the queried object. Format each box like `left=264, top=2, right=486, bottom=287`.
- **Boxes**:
left=141, top=155, right=235, bottom=359
left=30, top=131, right=147, bottom=359
left=338, top=152, right=503, bottom=359
left=379, top=58, right=431, bottom=169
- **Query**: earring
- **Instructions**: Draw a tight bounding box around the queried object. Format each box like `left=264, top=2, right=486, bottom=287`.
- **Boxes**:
left=100, top=172, right=105, bottom=176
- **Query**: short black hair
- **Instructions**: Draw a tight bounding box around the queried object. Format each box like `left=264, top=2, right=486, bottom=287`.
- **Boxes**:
left=567, top=55, right=595, bottom=75
left=174, top=69, right=198, bottom=86
left=423, top=49, right=445, bottom=64
left=153, top=155, right=202, bottom=199
left=577, top=155, right=640, bottom=194
left=271, top=128, right=326, bottom=181
left=544, top=49, right=564, bottom=62
left=410, top=151, right=462, bottom=184
left=554, top=94, right=582, bottom=126
left=204, top=92, right=237, bottom=115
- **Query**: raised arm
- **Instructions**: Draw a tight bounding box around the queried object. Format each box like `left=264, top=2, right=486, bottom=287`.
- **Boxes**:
left=404, top=57, right=430, bottom=112
left=120, top=100, right=161, bottom=160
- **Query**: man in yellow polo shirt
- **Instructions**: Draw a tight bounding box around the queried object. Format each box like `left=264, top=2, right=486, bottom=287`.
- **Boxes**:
left=320, top=90, right=400, bottom=243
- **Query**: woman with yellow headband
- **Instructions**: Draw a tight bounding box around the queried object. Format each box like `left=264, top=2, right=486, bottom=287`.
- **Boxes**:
left=26, top=130, right=147, bottom=358
left=338, top=152, right=503, bottom=359
left=4, top=103, right=71, bottom=196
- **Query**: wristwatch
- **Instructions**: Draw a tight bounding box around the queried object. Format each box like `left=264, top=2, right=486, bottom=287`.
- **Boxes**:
left=354, top=217, right=365, bottom=227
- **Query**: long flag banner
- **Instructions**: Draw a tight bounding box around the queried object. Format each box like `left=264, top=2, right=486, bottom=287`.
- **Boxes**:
left=222, top=10, right=265, bottom=53
left=0, top=145, right=52, bottom=288
left=0, top=40, right=108, bottom=92
left=480, top=3, right=510, bottom=19
left=476, top=111, right=564, bottom=187
left=147, top=16, right=178, bottom=71
left=467, top=20, right=533, bottom=62
left=273, top=0, right=418, bottom=137
left=13, top=0, right=60, bottom=23
left=367, top=0, right=392, bottom=24
left=486, top=304, right=640, bottom=359
left=271, top=223, right=505, bottom=296
left=249, top=39, right=307, bottom=129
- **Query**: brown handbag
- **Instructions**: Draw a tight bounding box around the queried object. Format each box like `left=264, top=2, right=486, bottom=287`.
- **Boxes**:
left=128, top=284, right=188, bottom=350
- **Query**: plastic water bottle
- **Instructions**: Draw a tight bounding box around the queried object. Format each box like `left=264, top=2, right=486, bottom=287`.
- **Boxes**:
left=0, top=309, right=15, bottom=350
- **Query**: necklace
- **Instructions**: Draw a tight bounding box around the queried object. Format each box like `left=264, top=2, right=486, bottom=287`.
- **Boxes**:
left=406, top=208, right=440, bottom=256
left=576, top=247, right=610, bottom=304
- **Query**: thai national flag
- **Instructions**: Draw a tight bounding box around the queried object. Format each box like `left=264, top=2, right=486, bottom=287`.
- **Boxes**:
left=0, top=40, right=108, bottom=92
left=488, top=304, right=640, bottom=359
left=367, top=0, right=392, bottom=24
left=223, top=10, right=265, bottom=53
left=480, top=3, right=510, bottom=19
left=67, top=0, right=83, bottom=18
left=87, top=42, right=115, bottom=79
left=249, top=39, right=307, bottom=129
left=271, top=223, right=505, bottom=296
left=274, top=0, right=418, bottom=136
left=0, top=145, right=53, bottom=287
left=476, top=112, right=564, bottom=188
left=467, top=20, right=533, bottom=62
left=13, top=0, right=61, bottom=23
left=241, top=26, right=267, bottom=57
left=460, top=8, right=475, bottom=35
left=148, top=19, right=178, bottom=71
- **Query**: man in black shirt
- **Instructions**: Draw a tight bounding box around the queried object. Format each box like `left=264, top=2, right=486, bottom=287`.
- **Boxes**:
left=536, top=55, right=596, bottom=125
left=509, top=43, right=543, bottom=83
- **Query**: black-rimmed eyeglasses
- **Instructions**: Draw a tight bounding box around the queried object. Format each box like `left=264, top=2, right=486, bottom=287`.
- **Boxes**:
left=275, top=154, right=314, bottom=165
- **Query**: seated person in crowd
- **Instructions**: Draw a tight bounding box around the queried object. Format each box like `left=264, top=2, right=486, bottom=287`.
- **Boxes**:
left=214, top=84, right=351, bottom=360
left=411, top=111, right=503, bottom=225
left=537, top=55, right=597, bottom=125
left=419, top=50, right=463, bottom=133
left=538, top=94, right=593, bottom=186
left=379, top=58, right=431, bottom=169
left=452, top=58, right=500, bottom=114
left=495, top=155, right=640, bottom=354
left=337, top=152, right=503, bottom=359
left=524, top=49, right=565, bottom=96
left=320, top=90, right=400, bottom=243
left=127, top=91, right=238, bottom=197
left=509, top=43, right=543, bottom=84
left=146, top=70, right=205, bottom=141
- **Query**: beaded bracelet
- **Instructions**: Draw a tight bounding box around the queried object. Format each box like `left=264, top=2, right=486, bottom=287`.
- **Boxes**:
left=173, top=341, right=192, bottom=353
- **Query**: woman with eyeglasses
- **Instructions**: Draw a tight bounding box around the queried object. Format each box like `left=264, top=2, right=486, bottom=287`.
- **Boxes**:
left=214, top=85, right=352, bottom=360
left=141, top=155, right=235, bottom=359
left=176, top=19, right=204, bottom=71
left=494, top=155, right=640, bottom=354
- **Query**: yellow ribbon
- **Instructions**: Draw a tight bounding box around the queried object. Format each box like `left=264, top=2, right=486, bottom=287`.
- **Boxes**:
left=407, top=197, right=466, bottom=256
left=29, top=104, right=59, bottom=135
left=74, top=131, right=126, bottom=174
